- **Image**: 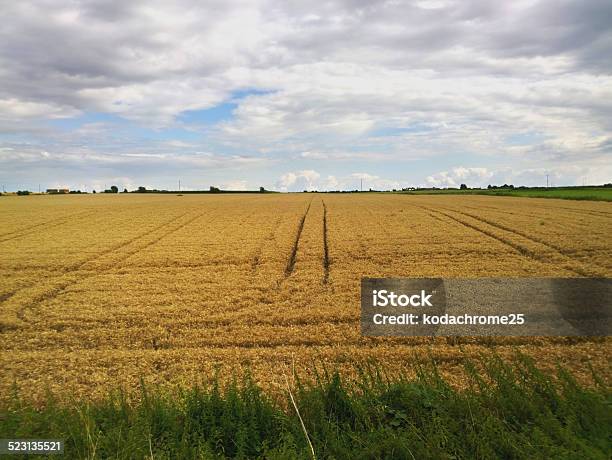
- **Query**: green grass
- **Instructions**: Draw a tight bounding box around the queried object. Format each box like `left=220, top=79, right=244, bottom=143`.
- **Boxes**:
left=400, top=187, right=612, bottom=201
left=1, top=355, right=610, bottom=459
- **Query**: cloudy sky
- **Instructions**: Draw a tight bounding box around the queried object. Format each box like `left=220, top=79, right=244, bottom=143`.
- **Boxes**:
left=1, top=0, right=611, bottom=192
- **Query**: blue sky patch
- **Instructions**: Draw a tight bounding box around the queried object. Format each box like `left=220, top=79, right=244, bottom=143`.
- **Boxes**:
left=505, top=132, right=547, bottom=145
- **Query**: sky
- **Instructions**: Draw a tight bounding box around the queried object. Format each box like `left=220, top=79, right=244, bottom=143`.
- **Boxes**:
left=1, top=0, right=611, bottom=192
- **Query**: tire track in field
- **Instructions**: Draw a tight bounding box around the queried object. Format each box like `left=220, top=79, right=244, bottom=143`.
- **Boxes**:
left=0, top=210, right=96, bottom=244
left=0, top=291, right=15, bottom=303
left=0, top=211, right=194, bottom=307
left=457, top=204, right=612, bottom=249
left=439, top=206, right=610, bottom=273
left=284, top=199, right=312, bottom=278
left=13, top=210, right=210, bottom=322
left=94, top=210, right=208, bottom=269
left=24, top=315, right=357, bottom=334
left=461, top=205, right=535, bottom=219
left=418, top=205, right=595, bottom=277
left=0, top=285, right=39, bottom=308
left=461, top=204, right=611, bottom=226
left=456, top=196, right=612, bottom=220
left=547, top=205, right=612, bottom=219
left=504, top=203, right=611, bottom=220
left=426, top=211, right=445, bottom=223
left=0, top=210, right=91, bottom=238
left=66, top=210, right=193, bottom=271
left=322, top=199, right=330, bottom=284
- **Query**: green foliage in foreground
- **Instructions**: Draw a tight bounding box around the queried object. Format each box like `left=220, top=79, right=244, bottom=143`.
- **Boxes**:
left=1, top=356, right=610, bottom=459
left=400, top=186, right=612, bottom=201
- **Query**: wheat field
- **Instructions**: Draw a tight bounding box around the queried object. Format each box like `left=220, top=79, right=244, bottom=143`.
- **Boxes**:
left=1, top=193, right=610, bottom=402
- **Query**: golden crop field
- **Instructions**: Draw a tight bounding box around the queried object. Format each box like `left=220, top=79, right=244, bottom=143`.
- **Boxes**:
left=1, top=193, right=611, bottom=402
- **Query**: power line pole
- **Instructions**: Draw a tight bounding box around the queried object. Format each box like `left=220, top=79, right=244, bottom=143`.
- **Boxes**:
left=178, top=179, right=181, bottom=192
left=546, top=174, right=549, bottom=188
left=360, top=178, right=363, bottom=192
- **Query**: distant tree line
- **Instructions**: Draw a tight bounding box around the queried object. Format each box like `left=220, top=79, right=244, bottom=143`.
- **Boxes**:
left=6, top=183, right=609, bottom=197
left=133, top=185, right=269, bottom=193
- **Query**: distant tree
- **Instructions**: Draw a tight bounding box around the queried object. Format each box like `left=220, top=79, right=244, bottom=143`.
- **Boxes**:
left=259, top=186, right=265, bottom=192
left=110, top=185, right=119, bottom=193
left=17, top=190, right=30, bottom=196
left=487, top=184, right=493, bottom=189
left=460, top=183, right=468, bottom=190
left=123, top=188, right=128, bottom=193
left=209, top=186, right=220, bottom=193
left=137, top=186, right=147, bottom=193
left=92, top=190, right=96, bottom=194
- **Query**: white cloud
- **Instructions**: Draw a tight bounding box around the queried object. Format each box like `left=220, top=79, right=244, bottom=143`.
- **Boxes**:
left=221, top=179, right=248, bottom=190
left=89, top=177, right=136, bottom=192
left=426, top=163, right=612, bottom=188
left=277, top=170, right=402, bottom=191
left=325, top=175, right=339, bottom=189
left=300, top=151, right=328, bottom=159
left=277, top=170, right=321, bottom=192
left=0, top=0, right=611, bottom=189
left=0, top=98, right=79, bottom=121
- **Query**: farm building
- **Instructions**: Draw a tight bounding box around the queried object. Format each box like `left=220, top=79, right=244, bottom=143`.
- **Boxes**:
left=46, top=188, right=69, bottom=194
